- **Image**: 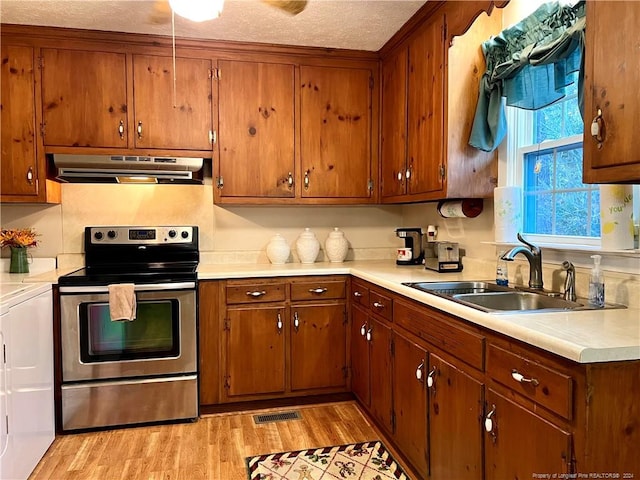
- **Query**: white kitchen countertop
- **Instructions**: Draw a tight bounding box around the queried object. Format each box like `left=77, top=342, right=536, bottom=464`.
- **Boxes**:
left=198, top=260, right=640, bottom=364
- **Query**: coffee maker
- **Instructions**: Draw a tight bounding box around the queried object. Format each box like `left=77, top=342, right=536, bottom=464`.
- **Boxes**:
left=395, top=228, right=424, bottom=265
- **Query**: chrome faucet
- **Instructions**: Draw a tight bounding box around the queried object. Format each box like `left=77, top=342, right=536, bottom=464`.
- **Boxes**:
left=500, top=233, right=544, bottom=290
left=562, top=261, right=577, bottom=301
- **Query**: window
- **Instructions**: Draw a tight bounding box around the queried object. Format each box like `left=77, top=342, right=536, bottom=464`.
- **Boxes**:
left=507, top=72, right=602, bottom=246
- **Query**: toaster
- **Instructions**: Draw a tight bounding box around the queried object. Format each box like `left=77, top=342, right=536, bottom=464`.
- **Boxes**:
left=424, top=241, right=463, bottom=272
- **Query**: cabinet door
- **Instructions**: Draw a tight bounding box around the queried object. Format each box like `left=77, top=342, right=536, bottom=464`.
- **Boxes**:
left=350, top=305, right=370, bottom=406
left=407, top=12, right=445, bottom=196
left=429, top=353, right=483, bottom=480
left=484, top=389, right=572, bottom=480
left=369, top=317, right=393, bottom=432
left=41, top=48, right=127, bottom=148
left=217, top=60, right=295, bottom=198
left=225, top=307, right=286, bottom=397
left=133, top=54, right=212, bottom=150
left=1, top=45, right=38, bottom=197
left=300, top=65, right=373, bottom=199
left=393, top=331, right=428, bottom=476
left=381, top=47, right=408, bottom=200
left=583, top=1, right=640, bottom=183
left=290, top=303, right=346, bottom=391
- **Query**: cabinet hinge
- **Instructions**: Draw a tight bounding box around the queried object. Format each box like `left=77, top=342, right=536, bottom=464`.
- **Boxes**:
left=216, top=176, right=224, bottom=189
left=390, top=338, right=395, bottom=356
left=367, top=179, right=374, bottom=193
left=38, top=56, right=44, bottom=69
left=343, top=309, right=348, bottom=325
left=439, top=164, right=446, bottom=180
left=390, top=409, right=396, bottom=432
left=224, top=376, right=231, bottom=390
left=369, top=75, right=374, bottom=90
left=342, top=366, right=348, bottom=379
left=223, top=318, right=230, bottom=331
left=40, top=123, right=46, bottom=139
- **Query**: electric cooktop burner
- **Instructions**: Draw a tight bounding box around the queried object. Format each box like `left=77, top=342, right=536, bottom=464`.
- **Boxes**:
left=58, top=225, right=199, bottom=286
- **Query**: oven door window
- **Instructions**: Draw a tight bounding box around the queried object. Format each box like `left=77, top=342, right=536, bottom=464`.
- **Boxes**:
left=79, top=300, right=180, bottom=362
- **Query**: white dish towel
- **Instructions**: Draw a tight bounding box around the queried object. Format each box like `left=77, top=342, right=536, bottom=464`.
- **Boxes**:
left=108, top=283, right=137, bottom=321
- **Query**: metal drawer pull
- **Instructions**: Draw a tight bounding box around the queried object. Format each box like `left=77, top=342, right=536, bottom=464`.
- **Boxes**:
left=353, top=291, right=363, bottom=298
left=308, top=287, right=328, bottom=294
left=246, top=290, right=267, bottom=297
left=360, top=324, right=367, bottom=336
left=293, top=311, right=300, bottom=332
left=426, top=366, right=437, bottom=388
left=137, top=121, right=143, bottom=139
left=118, top=120, right=125, bottom=139
left=277, top=313, right=283, bottom=334
left=415, top=360, right=424, bottom=382
left=372, top=301, right=384, bottom=309
left=366, top=328, right=372, bottom=342
left=511, top=369, right=539, bottom=386
left=26, top=167, right=34, bottom=185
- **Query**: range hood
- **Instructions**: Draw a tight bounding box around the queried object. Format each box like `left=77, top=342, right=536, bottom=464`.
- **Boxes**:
left=53, top=154, right=204, bottom=184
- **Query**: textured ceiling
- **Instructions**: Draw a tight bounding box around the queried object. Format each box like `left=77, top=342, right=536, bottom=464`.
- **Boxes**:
left=0, top=0, right=428, bottom=51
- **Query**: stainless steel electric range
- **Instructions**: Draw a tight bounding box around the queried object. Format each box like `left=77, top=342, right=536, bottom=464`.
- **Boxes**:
left=58, top=225, right=199, bottom=431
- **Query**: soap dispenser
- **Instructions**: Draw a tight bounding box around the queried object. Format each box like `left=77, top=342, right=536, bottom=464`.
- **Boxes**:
left=588, top=254, right=605, bottom=308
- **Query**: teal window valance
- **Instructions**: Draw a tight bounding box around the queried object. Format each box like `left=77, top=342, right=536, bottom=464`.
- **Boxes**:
left=469, top=1, right=586, bottom=152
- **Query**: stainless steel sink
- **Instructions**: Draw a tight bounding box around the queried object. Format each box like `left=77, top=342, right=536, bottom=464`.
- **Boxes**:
left=402, top=281, right=624, bottom=314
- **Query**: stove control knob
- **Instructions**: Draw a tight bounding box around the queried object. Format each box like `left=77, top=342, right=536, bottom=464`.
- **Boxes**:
left=94, top=231, right=104, bottom=241
left=168, top=230, right=177, bottom=238
left=107, top=230, right=117, bottom=239
left=181, top=230, right=189, bottom=239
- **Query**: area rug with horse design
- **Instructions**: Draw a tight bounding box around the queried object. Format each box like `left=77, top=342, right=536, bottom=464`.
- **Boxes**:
left=246, top=440, right=411, bottom=480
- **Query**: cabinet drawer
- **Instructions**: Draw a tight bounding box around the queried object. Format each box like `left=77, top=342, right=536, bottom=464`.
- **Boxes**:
left=350, top=280, right=370, bottom=307
left=487, top=344, right=573, bottom=420
left=370, top=290, right=392, bottom=321
left=291, top=280, right=346, bottom=301
left=394, top=299, right=484, bottom=371
left=226, top=283, right=286, bottom=304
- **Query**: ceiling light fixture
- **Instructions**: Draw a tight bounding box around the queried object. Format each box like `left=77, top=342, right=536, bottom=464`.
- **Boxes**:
left=168, top=0, right=224, bottom=22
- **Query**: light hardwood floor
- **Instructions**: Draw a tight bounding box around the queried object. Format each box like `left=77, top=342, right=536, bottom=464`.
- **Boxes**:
left=29, top=401, right=417, bottom=480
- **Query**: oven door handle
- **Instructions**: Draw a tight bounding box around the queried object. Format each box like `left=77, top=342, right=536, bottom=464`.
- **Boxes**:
left=59, top=282, right=196, bottom=293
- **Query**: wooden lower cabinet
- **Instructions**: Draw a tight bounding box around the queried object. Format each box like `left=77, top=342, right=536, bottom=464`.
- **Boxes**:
left=393, top=331, right=428, bottom=476
left=484, top=388, right=572, bottom=479
left=350, top=305, right=370, bottom=406
left=368, top=316, right=393, bottom=433
left=290, top=303, right=347, bottom=391
left=225, top=306, right=286, bottom=397
left=428, top=353, right=483, bottom=480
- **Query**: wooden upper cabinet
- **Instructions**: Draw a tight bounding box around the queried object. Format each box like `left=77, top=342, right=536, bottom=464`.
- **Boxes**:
left=1, top=45, right=38, bottom=197
left=407, top=11, right=446, bottom=198
left=583, top=1, right=640, bottom=183
left=300, top=65, right=374, bottom=200
left=381, top=47, right=408, bottom=200
left=132, top=54, right=213, bottom=151
left=216, top=60, right=295, bottom=199
left=41, top=48, right=128, bottom=148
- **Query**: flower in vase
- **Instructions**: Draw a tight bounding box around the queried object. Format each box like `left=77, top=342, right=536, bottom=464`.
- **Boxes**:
left=0, top=228, right=39, bottom=249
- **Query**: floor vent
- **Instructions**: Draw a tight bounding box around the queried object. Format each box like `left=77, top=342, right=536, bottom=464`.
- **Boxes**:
left=253, top=410, right=302, bottom=424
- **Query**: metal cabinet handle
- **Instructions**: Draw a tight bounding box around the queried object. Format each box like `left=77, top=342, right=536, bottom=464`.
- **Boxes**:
left=372, top=301, right=384, bottom=309
left=397, top=170, right=403, bottom=182
left=293, top=311, right=300, bottom=332
left=485, top=404, right=497, bottom=443
left=118, top=120, right=125, bottom=140
left=405, top=168, right=411, bottom=180
left=277, top=313, right=283, bottom=334
left=287, top=172, right=294, bottom=188
left=511, top=369, right=539, bottom=387
left=137, top=121, right=143, bottom=139
left=209, top=130, right=217, bottom=145
left=360, top=323, right=367, bottom=336
left=590, top=108, right=604, bottom=149
left=308, top=287, right=327, bottom=294
left=353, top=291, right=363, bottom=298
left=304, top=170, right=310, bottom=190
left=416, top=360, right=425, bottom=382
left=366, top=328, right=372, bottom=342
left=246, top=290, right=267, bottom=298
left=26, top=167, right=34, bottom=185
left=426, top=365, right=437, bottom=388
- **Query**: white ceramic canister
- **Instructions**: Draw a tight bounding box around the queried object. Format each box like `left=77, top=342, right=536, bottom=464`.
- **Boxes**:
left=266, top=234, right=291, bottom=265
left=325, top=227, right=349, bottom=263
left=296, top=228, right=320, bottom=264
